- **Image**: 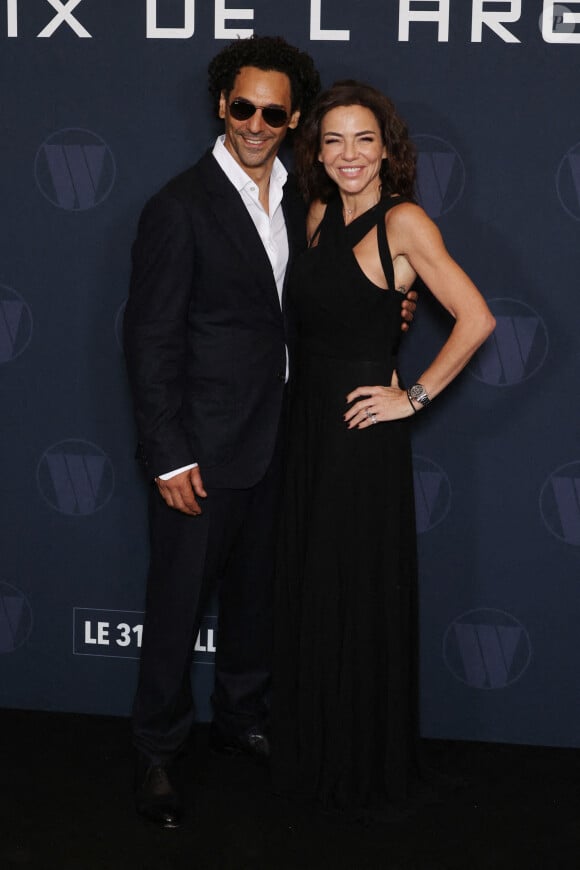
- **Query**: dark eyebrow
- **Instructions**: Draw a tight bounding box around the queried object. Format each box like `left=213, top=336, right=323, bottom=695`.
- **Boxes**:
left=322, top=130, right=378, bottom=137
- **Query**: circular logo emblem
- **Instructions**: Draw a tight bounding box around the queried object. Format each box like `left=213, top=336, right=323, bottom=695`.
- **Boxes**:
left=469, top=298, right=548, bottom=386
left=413, top=454, right=451, bottom=534
left=539, top=460, right=580, bottom=546
left=115, top=299, right=126, bottom=351
left=413, top=135, right=465, bottom=218
left=556, top=141, right=580, bottom=221
left=37, top=439, right=115, bottom=515
left=34, top=128, right=116, bottom=211
left=443, top=608, right=532, bottom=689
left=0, top=582, right=33, bottom=653
left=0, top=284, right=33, bottom=363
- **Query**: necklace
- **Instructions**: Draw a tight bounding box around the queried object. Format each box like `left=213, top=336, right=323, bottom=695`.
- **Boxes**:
left=342, top=189, right=381, bottom=222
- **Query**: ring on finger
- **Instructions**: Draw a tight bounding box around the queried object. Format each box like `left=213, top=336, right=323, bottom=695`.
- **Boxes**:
left=370, top=413, right=377, bottom=425
left=365, top=408, right=372, bottom=419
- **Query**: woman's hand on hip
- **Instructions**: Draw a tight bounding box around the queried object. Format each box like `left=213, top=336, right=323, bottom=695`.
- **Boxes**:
left=344, top=370, right=414, bottom=428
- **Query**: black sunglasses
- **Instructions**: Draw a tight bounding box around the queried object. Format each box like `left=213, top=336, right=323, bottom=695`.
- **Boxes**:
left=229, top=98, right=289, bottom=128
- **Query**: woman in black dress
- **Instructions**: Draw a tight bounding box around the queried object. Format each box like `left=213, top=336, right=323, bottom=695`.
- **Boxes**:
left=272, top=81, right=495, bottom=811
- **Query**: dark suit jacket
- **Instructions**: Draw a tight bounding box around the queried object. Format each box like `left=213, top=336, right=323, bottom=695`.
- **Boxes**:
left=124, top=151, right=307, bottom=487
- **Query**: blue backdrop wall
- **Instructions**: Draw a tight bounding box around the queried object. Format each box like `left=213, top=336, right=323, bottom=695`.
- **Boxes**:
left=1, top=0, right=579, bottom=745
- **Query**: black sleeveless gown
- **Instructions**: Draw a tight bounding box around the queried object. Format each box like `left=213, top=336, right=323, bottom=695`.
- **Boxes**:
left=272, top=194, right=418, bottom=811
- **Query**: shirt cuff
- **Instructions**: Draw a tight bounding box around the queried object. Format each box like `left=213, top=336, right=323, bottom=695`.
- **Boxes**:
left=158, top=463, right=198, bottom=480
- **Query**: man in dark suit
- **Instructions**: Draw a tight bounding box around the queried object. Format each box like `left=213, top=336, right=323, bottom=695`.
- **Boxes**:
left=124, top=36, right=321, bottom=829
left=124, top=36, right=415, bottom=829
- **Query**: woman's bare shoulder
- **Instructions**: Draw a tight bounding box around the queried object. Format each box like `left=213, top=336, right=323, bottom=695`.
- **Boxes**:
left=385, top=198, right=433, bottom=230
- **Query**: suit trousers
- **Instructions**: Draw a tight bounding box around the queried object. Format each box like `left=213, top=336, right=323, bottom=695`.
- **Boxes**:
left=132, top=431, right=285, bottom=764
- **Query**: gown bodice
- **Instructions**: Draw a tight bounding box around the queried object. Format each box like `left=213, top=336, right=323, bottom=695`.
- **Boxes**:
left=288, top=194, right=411, bottom=366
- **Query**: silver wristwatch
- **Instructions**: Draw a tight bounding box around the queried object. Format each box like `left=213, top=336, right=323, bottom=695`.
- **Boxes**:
left=407, top=383, right=431, bottom=407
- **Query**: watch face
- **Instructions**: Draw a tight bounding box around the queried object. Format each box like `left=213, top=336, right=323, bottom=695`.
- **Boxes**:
left=409, top=384, right=424, bottom=400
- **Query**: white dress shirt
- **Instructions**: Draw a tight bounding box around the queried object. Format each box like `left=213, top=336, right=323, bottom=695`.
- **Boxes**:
left=158, top=136, right=290, bottom=481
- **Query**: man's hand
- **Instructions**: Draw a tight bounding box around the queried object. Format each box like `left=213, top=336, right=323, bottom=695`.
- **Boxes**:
left=155, top=467, right=207, bottom=515
left=400, top=288, right=418, bottom=332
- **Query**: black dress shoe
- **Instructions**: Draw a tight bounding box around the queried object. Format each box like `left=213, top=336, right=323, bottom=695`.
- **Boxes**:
left=134, top=761, right=183, bottom=829
left=209, top=723, right=270, bottom=763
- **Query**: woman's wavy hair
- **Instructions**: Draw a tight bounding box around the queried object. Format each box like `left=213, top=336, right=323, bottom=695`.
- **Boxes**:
left=208, top=36, right=321, bottom=118
left=294, top=80, right=416, bottom=203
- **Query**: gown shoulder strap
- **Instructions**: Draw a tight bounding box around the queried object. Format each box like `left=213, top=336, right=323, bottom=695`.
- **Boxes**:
left=346, top=196, right=413, bottom=291
left=376, top=208, right=396, bottom=292
left=377, top=197, right=412, bottom=291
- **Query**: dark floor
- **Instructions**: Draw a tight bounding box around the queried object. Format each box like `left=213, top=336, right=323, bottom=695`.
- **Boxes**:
left=1, top=709, right=579, bottom=870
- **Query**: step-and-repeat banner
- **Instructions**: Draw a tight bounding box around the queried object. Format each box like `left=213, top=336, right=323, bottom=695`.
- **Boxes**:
left=1, top=1, right=579, bottom=743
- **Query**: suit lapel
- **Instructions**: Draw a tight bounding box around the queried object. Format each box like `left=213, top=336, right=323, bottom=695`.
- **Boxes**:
left=200, top=153, right=281, bottom=311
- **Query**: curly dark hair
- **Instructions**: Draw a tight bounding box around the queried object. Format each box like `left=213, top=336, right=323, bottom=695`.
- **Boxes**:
left=294, top=80, right=417, bottom=203
left=207, top=36, right=321, bottom=119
